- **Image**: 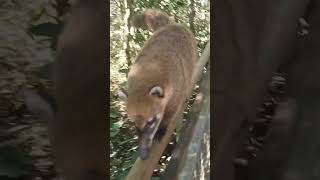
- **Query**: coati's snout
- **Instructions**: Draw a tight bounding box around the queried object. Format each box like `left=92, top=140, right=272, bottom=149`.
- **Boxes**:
left=118, top=86, right=167, bottom=160
left=135, top=113, right=162, bottom=160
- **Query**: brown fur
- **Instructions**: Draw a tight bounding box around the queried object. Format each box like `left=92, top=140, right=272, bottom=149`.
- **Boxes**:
left=124, top=9, right=197, bottom=158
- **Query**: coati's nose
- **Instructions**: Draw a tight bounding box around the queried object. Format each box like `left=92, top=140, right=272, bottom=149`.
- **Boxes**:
left=138, top=136, right=152, bottom=160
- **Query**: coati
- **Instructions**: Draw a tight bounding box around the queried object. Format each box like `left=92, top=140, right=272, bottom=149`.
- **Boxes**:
left=118, top=9, right=197, bottom=160
left=24, top=0, right=107, bottom=179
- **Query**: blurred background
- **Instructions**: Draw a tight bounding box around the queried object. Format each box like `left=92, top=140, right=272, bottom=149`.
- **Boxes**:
left=0, top=0, right=74, bottom=179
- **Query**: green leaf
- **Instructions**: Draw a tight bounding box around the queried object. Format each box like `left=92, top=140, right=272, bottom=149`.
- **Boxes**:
left=110, top=120, right=124, bottom=137
left=110, top=108, right=120, bottom=119
left=176, top=1, right=185, bottom=6
left=119, top=81, right=127, bottom=88
left=110, top=112, right=119, bottom=119
left=110, top=130, right=120, bottom=138
left=112, top=121, right=124, bottom=130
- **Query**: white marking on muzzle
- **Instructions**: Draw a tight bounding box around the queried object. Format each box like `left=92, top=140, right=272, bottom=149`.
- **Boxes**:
left=147, top=113, right=162, bottom=144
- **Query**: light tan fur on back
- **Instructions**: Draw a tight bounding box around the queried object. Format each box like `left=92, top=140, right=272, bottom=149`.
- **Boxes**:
left=128, top=24, right=196, bottom=125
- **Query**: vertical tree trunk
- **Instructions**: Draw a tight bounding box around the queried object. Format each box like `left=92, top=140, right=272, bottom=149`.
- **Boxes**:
left=125, top=0, right=134, bottom=68
left=188, top=0, right=196, bottom=34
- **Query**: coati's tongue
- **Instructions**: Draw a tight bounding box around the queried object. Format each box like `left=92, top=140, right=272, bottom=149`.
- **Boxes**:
left=138, top=135, right=152, bottom=160
left=139, top=147, right=150, bottom=160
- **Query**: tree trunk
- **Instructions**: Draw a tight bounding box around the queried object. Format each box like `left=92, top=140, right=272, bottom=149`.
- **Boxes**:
left=125, top=0, right=134, bottom=68
left=188, top=0, right=196, bottom=34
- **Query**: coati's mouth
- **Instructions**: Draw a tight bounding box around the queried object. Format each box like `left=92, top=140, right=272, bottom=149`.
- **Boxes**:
left=137, top=113, right=162, bottom=160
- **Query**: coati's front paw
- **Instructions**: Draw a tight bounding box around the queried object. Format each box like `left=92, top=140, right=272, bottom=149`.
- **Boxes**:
left=154, top=126, right=167, bottom=142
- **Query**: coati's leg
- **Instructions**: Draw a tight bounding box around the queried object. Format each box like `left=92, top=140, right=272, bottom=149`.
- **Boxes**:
left=154, top=107, right=175, bottom=141
left=154, top=91, right=194, bottom=142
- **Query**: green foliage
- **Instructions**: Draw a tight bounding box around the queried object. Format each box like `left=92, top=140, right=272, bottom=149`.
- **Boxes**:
left=0, top=1, right=58, bottom=178
left=110, top=0, right=209, bottom=179
left=110, top=106, right=123, bottom=138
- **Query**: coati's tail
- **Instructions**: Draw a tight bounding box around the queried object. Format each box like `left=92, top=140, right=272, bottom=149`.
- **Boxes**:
left=131, top=9, right=173, bottom=32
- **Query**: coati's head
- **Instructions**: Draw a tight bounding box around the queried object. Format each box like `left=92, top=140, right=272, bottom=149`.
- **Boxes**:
left=118, top=66, right=172, bottom=160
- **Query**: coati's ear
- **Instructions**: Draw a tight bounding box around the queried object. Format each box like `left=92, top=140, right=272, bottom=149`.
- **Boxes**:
left=117, top=90, right=128, bottom=101
left=149, top=86, right=164, bottom=97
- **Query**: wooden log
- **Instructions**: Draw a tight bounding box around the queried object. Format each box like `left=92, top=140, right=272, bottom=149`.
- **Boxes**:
left=177, top=66, right=210, bottom=180
left=161, top=63, right=210, bottom=180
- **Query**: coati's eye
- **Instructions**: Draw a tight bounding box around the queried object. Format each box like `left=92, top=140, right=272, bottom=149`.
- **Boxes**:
left=149, top=86, right=164, bottom=98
